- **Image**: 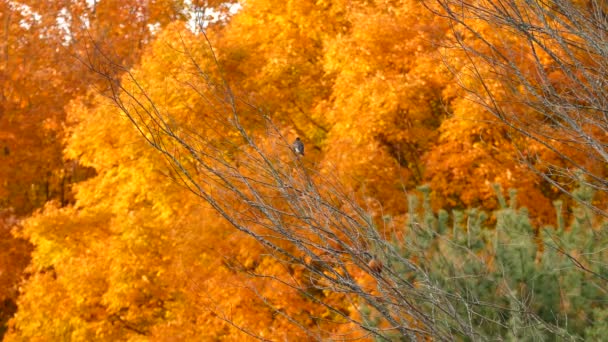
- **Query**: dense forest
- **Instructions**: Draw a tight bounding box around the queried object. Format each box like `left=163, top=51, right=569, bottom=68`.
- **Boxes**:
left=1, top=0, right=607, bottom=340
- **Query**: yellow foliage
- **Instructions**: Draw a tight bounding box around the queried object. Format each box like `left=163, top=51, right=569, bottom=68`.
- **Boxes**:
left=6, top=0, right=594, bottom=339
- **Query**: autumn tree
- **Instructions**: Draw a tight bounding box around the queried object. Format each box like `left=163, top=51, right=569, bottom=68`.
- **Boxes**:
left=0, top=209, right=29, bottom=338
left=44, top=13, right=564, bottom=339
left=425, top=0, right=608, bottom=216
left=9, top=0, right=607, bottom=340
left=0, top=0, right=191, bottom=337
left=218, top=0, right=561, bottom=221
left=6, top=22, right=364, bottom=340
left=0, top=0, right=189, bottom=214
left=53, top=21, right=608, bottom=336
left=318, top=0, right=452, bottom=213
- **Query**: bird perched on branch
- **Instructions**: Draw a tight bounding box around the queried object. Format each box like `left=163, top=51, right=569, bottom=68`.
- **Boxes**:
left=364, top=252, right=383, bottom=274
left=293, top=137, right=304, bottom=156
left=368, top=256, right=383, bottom=274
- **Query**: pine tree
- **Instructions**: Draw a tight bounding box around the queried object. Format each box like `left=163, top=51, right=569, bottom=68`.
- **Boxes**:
left=389, top=184, right=608, bottom=339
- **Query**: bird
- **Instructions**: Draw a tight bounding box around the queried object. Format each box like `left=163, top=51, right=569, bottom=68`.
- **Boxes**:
left=293, top=137, right=304, bottom=156
left=363, top=252, right=383, bottom=274
left=368, top=256, right=383, bottom=274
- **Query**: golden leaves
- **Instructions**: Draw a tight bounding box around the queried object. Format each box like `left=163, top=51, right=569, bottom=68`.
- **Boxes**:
left=6, top=0, right=592, bottom=339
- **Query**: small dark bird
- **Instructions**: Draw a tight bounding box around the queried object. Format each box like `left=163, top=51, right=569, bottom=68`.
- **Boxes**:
left=293, top=137, right=304, bottom=156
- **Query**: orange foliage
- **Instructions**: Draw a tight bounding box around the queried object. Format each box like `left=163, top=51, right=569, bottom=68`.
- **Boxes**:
left=3, top=0, right=603, bottom=339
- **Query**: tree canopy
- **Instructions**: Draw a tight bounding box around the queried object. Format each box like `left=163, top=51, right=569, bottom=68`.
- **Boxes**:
left=2, top=0, right=607, bottom=340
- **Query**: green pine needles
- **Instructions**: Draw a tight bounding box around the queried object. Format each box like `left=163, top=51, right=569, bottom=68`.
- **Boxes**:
left=383, top=183, right=608, bottom=340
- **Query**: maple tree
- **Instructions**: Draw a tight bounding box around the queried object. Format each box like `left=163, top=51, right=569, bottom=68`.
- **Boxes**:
left=0, top=0, right=188, bottom=337
left=426, top=0, right=608, bottom=216
left=318, top=0, right=451, bottom=213
left=217, top=0, right=560, bottom=220
left=6, top=22, right=364, bottom=340
left=0, top=209, right=29, bottom=338
left=0, top=0, right=187, bottom=214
